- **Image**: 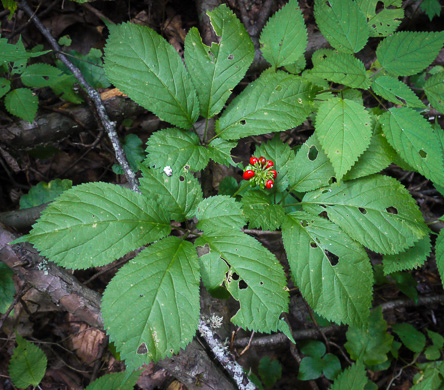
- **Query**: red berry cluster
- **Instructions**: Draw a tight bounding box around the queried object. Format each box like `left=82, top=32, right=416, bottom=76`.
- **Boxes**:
left=243, top=156, right=277, bottom=189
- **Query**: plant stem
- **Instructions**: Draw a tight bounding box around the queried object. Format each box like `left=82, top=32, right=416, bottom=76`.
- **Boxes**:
left=232, top=181, right=251, bottom=197
left=203, top=118, right=209, bottom=144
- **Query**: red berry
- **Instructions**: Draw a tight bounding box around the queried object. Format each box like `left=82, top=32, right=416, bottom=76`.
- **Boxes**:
left=250, top=156, right=258, bottom=165
left=265, top=179, right=274, bottom=189
left=265, top=160, right=274, bottom=169
left=258, top=156, right=266, bottom=166
left=243, top=170, right=255, bottom=180
left=270, top=169, right=277, bottom=179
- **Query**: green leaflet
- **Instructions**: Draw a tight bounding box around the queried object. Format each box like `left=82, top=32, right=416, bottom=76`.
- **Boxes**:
left=241, top=190, right=286, bottom=231
left=140, top=167, right=203, bottom=222
left=0, top=263, right=15, bottom=314
left=196, top=195, right=246, bottom=232
left=380, top=107, right=444, bottom=186
left=0, top=77, right=11, bottom=98
left=217, top=70, right=315, bottom=140
left=113, top=134, right=145, bottom=175
left=85, top=371, right=141, bottom=390
left=207, top=138, right=237, bottom=167
left=20, top=63, right=64, bottom=88
left=199, top=251, right=230, bottom=297
left=392, top=323, right=426, bottom=353
left=383, top=234, right=431, bottom=274
left=411, top=362, right=444, bottom=389
left=282, top=212, right=373, bottom=327
left=254, top=134, right=296, bottom=191
left=302, top=175, right=428, bottom=255
left=424, top=71, right=444, bottom=114
left=184, top=4, right=254, bottom=118
left=290, top=134, right=335, bottom=193
left=14, top=183, right=171, bottom=269
left=102, top=237, right=200, bottom=368
left=9, top=336, right=47, bottom=389
left=104, top=22, right=199, bottom=129
left=315, top=98, right=372, bottom=182
left=371, top=76, right=426, bottom=108
left=4, top=88, right=38, bottom=123
left=345, top=307, right=394, bottom=366
left=436, top=228, right=444, bottom=290
left=19, top=179, right=72, bottom=209
left=195, top=230, right=289, bottom=332
left=314, top=0, right=369, bottom=54
left=376, top=31, right=444, bottom=77
left=420, top=0, right=442, bottom=20
left=331, top=363, right=368, bottom=390
left=356, top=0, right=403, bottom=37
left=311, top=49, right=371, bottom=89
left=0, top=37, right=50, bottom=63
left=145, top=128, right=209, bottom=171
left=260, top=0, right=307, bottom=68
left=343, top=123, right=396, bottom=181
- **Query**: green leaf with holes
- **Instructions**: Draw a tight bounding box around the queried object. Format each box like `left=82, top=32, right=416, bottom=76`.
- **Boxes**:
left=140, top=166, right=203, bottom=222
left=282, top=211, right=373, bottom=327
left=9, top=336, right=47, bottom=389
left=314, top=0, right=369, bottom=53
left=356, top=0, right=403, bottom=37
left=102, top=237, right=200, bottom=368
left=196, top=195, right=246, bottom=233
left=14, top=183, right=171, bottom=269
left=4, top=88, right=38, bottom=123
left=376, top=31, right=444, bottom=77
left=371, top=76, right=426, bottom=108
left=195, top=230, right=289, bottom=332
left=216, top=70, right=315, bottom=140
left=302, top=175, right=428, bottom=255
left=241, top=190, right=286, bottom=231
left=260, top=0, right=307, bottom=68
left=290, top=134, right=335, bottom=193
left=424, top=72, right=444, bottom=114
left=85, top=371, right=141, bottom=390
left=379, top=107, right=444, bottom=186
left=145, top=128, right=209, bottom=171
left=184, top=4, right=254, bottom=118
left=315, top=98, right=372, bottom=182
left=104, top=22, right=199, bottom=129
left=311, top=49, right=371, bottom=89
left=21, top=63, right=64, bottom=88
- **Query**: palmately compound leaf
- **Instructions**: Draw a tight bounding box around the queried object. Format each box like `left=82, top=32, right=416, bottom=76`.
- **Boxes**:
left=207, top=138, right=238, bottom=167
left=0, top=263, right=15, bottom=314
left=195, top=230, right=289, bottom=332
left=102, top=237, right=200, bottom=368
left=331, top=363, right=368, bottom=390
left=311, top=49, right=371, bottom=89
left=217, top=70, right=315, bottom=140
left=260, top=0, right=307, bottom=68
left=85, top=371, right=141, bottom=390
left=282, top=212, right=373, bottom=327
left=290, top=134, right=335, bottom=193
left=356, top=0, right=403, bottom=37
left=14, top=183, right=171, bottom=269
left=254, top=134, right=296, bottom=191
left=104, top=22, right=199, bottom=129
left=302, top=175, right=428, bottom=255
left=345, top=307, right=394, bottom=366
left=436, top=227, right=444, bottom=290
left=184, top=5, right=254, bottom=118
left=376, top=31, right=444, bottom=77
left=371, top=76, right=426, bottom=108
left=4, top=88, right=38, bottom=123
left=315, top=98, right=372, bottom=181
left=140, top=167, right=203, bottom=222
left=343, top=122, right=396, bottom=181
left=196, top=195, right=246, bottom=232
left=9, top=335, right=47, bottom=389
left=314, top=0, right=369, bottom=54
left=241, top=190, right=286, bottom=231
left=424, top=71, right=444, bottom=114
left=145, top=128, right=209, bottom=171
left=383, top=234, right=431, bottom=274
left=380, top=107, right=444, bottom=186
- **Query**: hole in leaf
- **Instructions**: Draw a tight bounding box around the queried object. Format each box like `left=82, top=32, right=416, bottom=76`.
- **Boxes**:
left=329, top=177, right=337, bottom=184
left=228, top=54, right=234, bottom=60
left=308, top=145, right=318, bottom=161
left=320, top=204, right=326, bottom=209
left=275, top=85, right=283, bottom=92
left=239, top=280, right=248, bottom=289
left=43, top=76, right=49, bottom=80
left=139, top=294, right=144, bottom=298
left=240, top=120, right=246, bottom=125
left=325, top=250, right=339, bottom=266
left=179, top=176, right=185, bottom=181
left=232, top=273, right=240, bottom=281
left=184, top=164, right=190, bottom=170
left=319, top=211, right=328, bottom=218
left=310, top=241, right=317, bottom=248
left=300, top=220, right=309, bottom=227
left=419, top=150, right=427, bottom=158
left=395, top=95, right=407, bottom=105
left=321, top=189, right=329, bottom=194
left=359, top=207, right=367, bottom=215
left=322, top=54, right=327, bottom=59
left=260, top=281, right=264, bottom=285
left=386, top=206, right=398, bottom=215
left=137, top=343, right=148, bottom=355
